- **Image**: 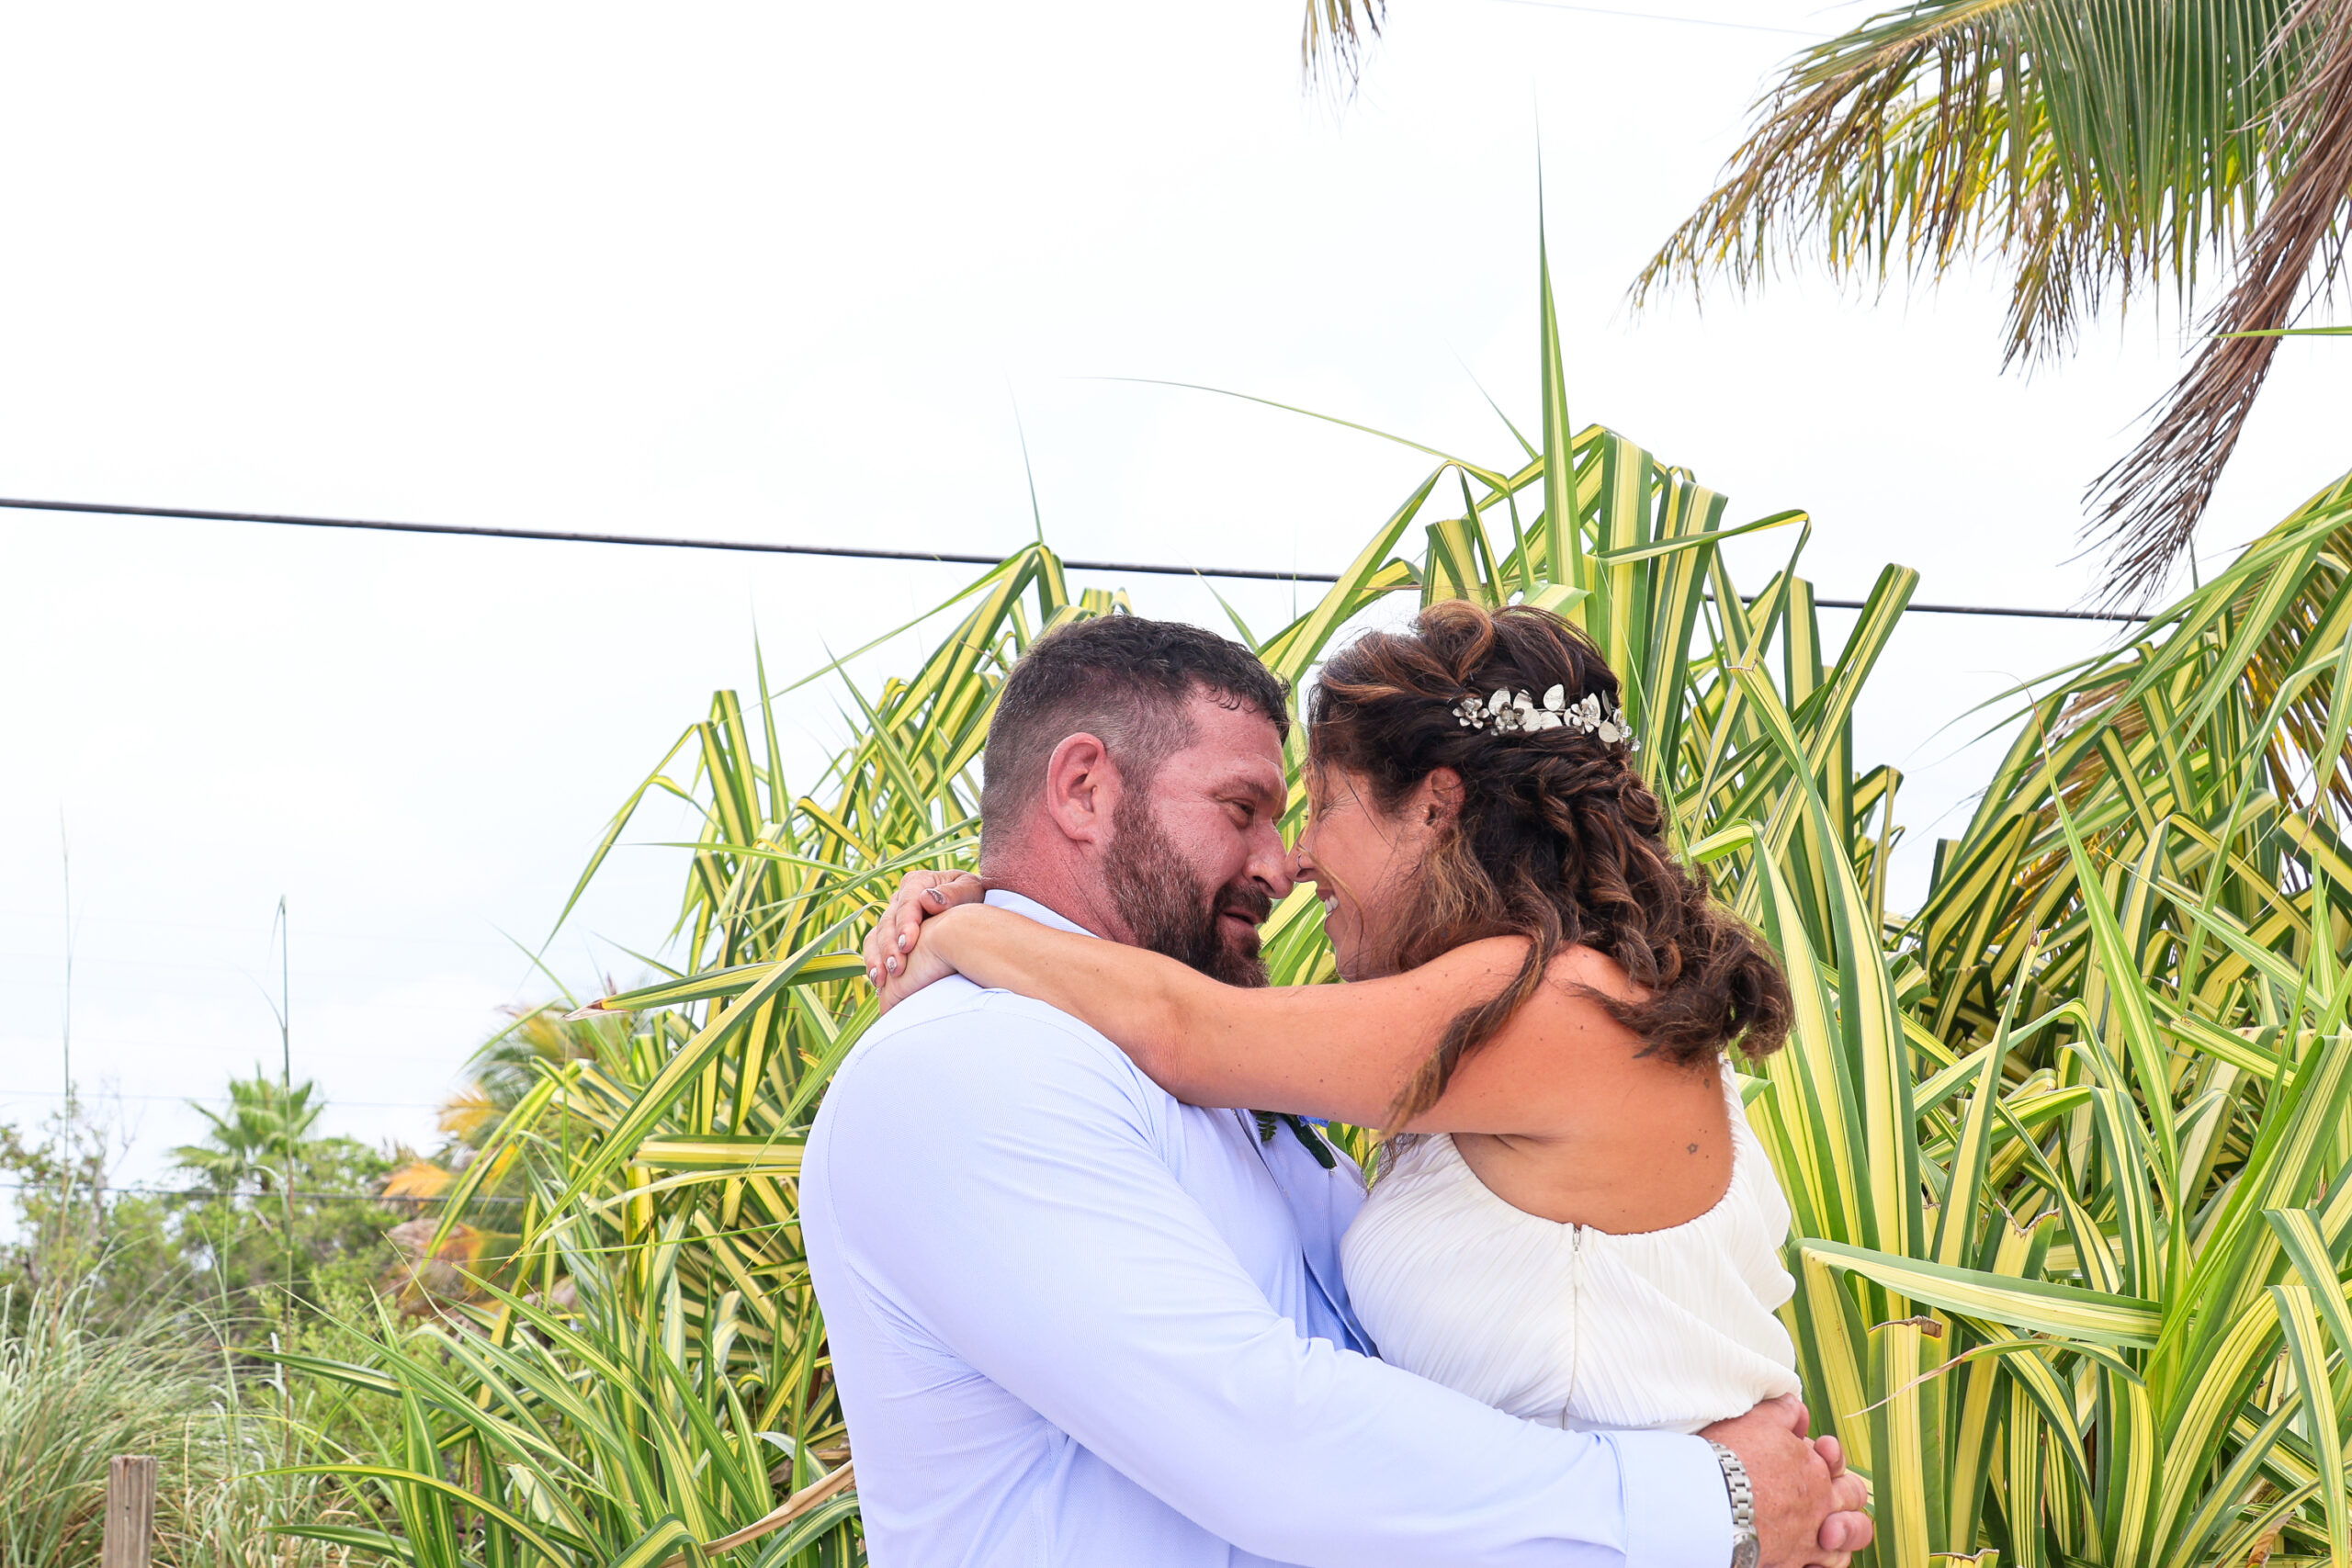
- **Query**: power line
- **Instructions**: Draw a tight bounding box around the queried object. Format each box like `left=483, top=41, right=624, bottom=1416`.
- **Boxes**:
left=0, top=494, right=1329, bottom=582
left=0, top=908, right=514, bottom=948
left=2, top=493, right=2154, bottom=624
left=0, top=1088, right=441, bottom=1111
left=0, top=1179, right=522, bottom=1204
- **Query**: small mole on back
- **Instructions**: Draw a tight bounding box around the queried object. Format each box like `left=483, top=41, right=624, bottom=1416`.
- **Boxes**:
left=1687, top=1143, right=1699, bottom=1155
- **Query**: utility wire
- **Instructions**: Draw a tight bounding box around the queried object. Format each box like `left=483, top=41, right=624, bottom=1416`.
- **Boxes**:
left=0, top=1088, right=441, bottom=1111
left=0, top=1179, right=522, bottom=1204
left=2, top=493, right=2154, bottom=625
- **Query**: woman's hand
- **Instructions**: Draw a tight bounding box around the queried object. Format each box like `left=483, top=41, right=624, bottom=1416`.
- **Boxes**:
left=863, top=870, right=988, bottom=1010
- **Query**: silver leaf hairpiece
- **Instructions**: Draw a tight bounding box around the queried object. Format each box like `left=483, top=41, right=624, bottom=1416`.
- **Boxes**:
left=1453, top=683, right=1638, bottom=750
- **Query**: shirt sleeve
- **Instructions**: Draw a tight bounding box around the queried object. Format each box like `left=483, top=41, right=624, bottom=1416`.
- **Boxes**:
left=813, top=995, right=1735, bottom=1568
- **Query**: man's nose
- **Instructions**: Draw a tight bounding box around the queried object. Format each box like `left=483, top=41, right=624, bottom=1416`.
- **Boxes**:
left=1250, top=825, right=1295, bottom=900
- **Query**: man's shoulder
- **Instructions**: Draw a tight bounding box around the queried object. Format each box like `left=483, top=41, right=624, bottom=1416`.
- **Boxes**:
left=807, top=982, right=1183, bottom=1219
left=827, top=979, right=1161, bottom=1110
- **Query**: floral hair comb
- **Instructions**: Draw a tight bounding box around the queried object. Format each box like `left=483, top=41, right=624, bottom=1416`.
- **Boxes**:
left=1452, top=684, right=1638, bottom=750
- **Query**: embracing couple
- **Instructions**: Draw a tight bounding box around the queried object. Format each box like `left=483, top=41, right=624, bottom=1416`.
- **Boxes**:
left=803, top=602, right=1876, bottom=1568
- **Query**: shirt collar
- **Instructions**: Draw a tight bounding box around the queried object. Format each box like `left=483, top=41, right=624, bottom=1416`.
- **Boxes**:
left=983, top=888, right=1100, bottom=939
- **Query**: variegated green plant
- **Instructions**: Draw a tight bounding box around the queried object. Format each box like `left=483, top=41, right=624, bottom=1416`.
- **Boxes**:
left=1916, top=470, right=2352, bottom=1054
left=362, top=232, right=2352, bottom=1568
left=1729, top=648, right=2352, bottom=1568
left=270, top=1223, right=860, bottom=1568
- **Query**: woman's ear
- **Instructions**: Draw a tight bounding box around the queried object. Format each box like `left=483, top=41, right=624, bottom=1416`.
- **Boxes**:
left=1419, top=767, right=1465, bottom=827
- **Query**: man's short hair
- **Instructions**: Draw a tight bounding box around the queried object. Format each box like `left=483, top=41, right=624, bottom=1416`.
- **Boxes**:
left=979, top=615, right=1290, bottom=853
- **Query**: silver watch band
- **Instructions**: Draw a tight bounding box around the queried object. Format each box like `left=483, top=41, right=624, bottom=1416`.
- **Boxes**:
left=1706, top=1441, right=1760, bottom=1568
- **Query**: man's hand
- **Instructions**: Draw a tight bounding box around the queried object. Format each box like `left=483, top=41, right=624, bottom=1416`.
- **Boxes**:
left=1700, top=1395, right=1872, bottom=1568
left=863, top=870, right=988, bottom=1012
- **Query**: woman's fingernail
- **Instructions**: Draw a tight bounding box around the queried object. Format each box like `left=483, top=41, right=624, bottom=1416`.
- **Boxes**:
left=867, top=968, right=878, bottom=986
left=898, top=934, right=910, bottom=952
left=887, top=956, right=899, bottom=975
left=924, top=886, right=944, bottom=903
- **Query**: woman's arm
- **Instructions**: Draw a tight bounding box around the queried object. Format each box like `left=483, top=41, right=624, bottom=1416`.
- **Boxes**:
left=909, top=904, right=1632, bottom=1134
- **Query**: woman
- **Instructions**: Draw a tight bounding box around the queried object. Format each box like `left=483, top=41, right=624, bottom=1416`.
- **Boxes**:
left=865, top=600, right=1803, bottom=1437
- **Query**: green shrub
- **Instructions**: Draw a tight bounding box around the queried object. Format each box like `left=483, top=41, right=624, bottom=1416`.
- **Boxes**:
left=0, top=1280, right=357, bottom=1568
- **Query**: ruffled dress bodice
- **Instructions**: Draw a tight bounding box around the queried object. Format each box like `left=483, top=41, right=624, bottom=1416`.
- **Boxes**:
left=1340, top=1065, right=1801, bottom=1433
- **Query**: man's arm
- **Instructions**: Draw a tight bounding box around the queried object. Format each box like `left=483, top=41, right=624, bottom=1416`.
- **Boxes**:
left=812, top=995, right=1733, bottom=1568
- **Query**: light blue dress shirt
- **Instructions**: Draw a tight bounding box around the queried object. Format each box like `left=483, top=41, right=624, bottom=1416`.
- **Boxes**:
left=803, top=891, right=1734, bottom=1567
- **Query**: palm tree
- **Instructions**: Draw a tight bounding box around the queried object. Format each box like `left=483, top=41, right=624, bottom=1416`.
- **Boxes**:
left=167, top=1072, right=394, bottom=1305
left=373, top=1006, right=632, bottom=1311
left=171, top=1072, right=323, bottom=1196
left=383, top=1002, right=629, bottom=1197
left=1628, top=0, right=2352, bottom=604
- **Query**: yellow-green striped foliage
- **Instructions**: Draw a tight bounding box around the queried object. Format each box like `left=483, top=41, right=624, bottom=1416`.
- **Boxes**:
left=379, top=248, right=2352, bottom=1567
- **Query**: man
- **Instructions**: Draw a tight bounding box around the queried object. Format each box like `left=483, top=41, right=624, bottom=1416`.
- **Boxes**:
left=803, top=615, right=1871, bottom=1566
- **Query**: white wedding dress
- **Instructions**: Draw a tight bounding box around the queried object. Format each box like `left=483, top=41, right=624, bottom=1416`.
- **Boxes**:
left=1340, top=1063, right=1803, bottom=1433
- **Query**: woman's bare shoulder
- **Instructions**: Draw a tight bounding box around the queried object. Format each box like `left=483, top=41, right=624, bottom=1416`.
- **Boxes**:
left=1542, top=942, right=1654, bottom=1010
left=1400, top=940, right=1656, bottom=1132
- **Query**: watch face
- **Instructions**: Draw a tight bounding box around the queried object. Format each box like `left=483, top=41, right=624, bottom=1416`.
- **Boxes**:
left=1731, top=1532, right=1761, bottom=1568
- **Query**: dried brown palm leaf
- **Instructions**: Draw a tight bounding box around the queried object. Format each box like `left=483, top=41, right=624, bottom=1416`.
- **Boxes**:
left=2086, top=0, right=2352, bottom=605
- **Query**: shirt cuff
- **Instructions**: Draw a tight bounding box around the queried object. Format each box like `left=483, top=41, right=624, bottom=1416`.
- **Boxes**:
left=1606, top=1429, right=1733, bottom=1568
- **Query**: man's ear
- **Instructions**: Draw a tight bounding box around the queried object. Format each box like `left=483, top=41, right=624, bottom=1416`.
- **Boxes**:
left=1042, top=732, right=1124, bottom=847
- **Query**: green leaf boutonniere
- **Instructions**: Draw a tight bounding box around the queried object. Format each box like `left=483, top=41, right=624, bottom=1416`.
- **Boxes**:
left=1252, top=1110, right=1338, bottom=1170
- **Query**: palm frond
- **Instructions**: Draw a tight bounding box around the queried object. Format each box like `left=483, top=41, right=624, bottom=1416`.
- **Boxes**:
left=1301, top=0, right=1385, bottom=93
left=1633, top=0, right=2352, bottom=599
left=2087, top=0, right=2352, bottom=604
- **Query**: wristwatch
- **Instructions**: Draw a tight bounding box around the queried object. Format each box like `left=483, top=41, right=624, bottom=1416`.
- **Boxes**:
left=1706, top=1441, right=1760, bottom=1568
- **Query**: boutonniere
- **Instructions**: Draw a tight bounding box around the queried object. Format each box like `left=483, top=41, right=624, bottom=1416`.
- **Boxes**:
left=1252, top=1110, right=1338, bottom=1170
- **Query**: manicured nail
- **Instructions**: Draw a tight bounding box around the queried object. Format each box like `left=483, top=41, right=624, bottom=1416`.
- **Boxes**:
left=867, top=967, right=878, bottom=985
left=898, top=933, right=910, bottom=952
left=886, top=956, right=899, bottom=975
left=924, top=886, right=945, bottom=903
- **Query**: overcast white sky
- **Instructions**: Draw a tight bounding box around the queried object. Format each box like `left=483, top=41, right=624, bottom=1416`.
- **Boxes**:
left=2, top=0, right=2343, bottom=1189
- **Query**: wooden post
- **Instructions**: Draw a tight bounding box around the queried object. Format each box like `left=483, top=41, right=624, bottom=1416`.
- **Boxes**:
left=101, top=1455, right=155, bottom=1568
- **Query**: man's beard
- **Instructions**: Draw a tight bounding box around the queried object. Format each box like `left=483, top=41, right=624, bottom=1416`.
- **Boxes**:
left=1104, top=792, right=1272, bottom=987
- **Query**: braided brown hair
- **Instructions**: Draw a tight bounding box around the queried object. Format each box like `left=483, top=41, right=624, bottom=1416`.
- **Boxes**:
left=1307, top=599, right=1791, bottom=1123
